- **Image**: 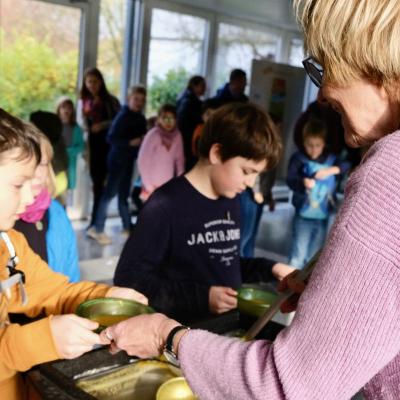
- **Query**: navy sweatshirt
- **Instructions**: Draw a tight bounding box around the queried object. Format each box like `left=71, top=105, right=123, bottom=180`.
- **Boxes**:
left=107, top=105, right=147, bottom=155
left=114, top=176, right=276, bottom=320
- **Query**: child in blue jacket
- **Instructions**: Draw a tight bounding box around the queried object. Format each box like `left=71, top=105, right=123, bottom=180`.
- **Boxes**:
left=287, top=119, right=350, bottom=268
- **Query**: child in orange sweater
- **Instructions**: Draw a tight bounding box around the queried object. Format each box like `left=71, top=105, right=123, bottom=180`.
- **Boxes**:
left=0, top=109, right=147, bottom=399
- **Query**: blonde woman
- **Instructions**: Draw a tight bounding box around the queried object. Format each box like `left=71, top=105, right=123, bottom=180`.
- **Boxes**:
left=14, top=132, right=80, bottom=282
left=98, top=1, right=400, bottom=399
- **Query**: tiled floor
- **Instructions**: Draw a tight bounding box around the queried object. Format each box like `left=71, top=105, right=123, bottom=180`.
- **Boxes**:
left=73, top=217, right=136, bottom=285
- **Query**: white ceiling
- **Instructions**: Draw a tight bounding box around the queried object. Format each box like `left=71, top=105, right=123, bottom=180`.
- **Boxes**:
left=169, top=0, right=299, bottom=32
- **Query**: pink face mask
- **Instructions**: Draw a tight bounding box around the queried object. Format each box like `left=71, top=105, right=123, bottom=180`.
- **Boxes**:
left=19, top=189, right=51, bottom=223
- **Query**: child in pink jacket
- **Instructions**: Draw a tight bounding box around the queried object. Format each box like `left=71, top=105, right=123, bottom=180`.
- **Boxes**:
left=138, top=104, right=185, bottom=201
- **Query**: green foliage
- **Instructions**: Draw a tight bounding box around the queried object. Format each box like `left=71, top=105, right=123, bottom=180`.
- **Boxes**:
left=0, top=30, right=78, bottom=119
left=148, top=68, right=189, bottom=114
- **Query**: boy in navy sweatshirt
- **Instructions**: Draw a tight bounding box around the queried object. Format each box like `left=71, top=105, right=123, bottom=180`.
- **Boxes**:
left=114, top=103, right=294, bottom=320
left=88, top=86, right=147, bottom=244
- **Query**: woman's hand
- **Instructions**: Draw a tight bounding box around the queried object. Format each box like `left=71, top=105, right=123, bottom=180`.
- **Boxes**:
left=209, top=286, right=238, bottom=314
left=278, top=270, right=307, bottom=313
left=106, top=287, right=148, bottom=305
left=271, top=262, right=296, bottom=281
left=100, top=313, right=181, bottom=358
left=50, top=314, right=110, bottom=359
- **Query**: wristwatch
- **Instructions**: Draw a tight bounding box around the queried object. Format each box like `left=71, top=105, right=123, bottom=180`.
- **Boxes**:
left=163, top=325, right=190, bottom=367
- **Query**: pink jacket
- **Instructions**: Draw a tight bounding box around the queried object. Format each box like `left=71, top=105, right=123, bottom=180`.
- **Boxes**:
left=138, top=125, right=185, bottom=194
left=179, top=131, right=400, bottom=399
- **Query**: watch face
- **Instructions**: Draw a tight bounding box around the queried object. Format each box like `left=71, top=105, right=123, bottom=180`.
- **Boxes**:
left=163, top=349, right=180, bottom=367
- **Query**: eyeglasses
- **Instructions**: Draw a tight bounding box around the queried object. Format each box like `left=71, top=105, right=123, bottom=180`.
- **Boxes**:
left=302, top=57, right=324, bottom=88
left=161, top=117, right=175, bottom=123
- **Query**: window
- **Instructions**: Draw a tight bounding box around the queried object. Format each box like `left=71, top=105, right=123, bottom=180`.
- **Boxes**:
left=288, top=37, right=304, bottom=67
left=0, top=0, right=81, bottom=118
left=214, top=22, right=281, bottom=94
left=97, top=0, right=127, bottom=99
left=146, top=8, right=208, bottom=113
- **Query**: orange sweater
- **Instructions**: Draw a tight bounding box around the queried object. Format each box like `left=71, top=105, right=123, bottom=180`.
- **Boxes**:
left=0, top=230, right=109, bottom=399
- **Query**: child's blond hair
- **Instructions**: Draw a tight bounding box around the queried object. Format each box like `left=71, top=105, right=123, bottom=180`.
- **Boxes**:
left=36, top=132, right=57, bottom=197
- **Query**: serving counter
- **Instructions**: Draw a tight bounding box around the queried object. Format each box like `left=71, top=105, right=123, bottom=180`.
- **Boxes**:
left=26, top=311, right=285, bottom=399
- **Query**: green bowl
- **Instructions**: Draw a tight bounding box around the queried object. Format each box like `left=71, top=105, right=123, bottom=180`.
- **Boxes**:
left=237, top=287, right=278, bottom=318
left=76, top=297, right=155, bottom=330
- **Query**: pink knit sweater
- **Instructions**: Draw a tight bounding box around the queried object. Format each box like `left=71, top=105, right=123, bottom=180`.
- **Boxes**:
left=138, top=125, right=185, bottom=193
left=179, top=131, right=400, bottom=399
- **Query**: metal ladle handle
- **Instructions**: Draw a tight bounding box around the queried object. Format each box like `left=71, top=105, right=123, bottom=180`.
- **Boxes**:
left=243, top=250, right=321, bottom=341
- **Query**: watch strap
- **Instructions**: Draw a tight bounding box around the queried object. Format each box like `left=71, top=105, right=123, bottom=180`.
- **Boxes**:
left=165, top=325, right=190, bottom=353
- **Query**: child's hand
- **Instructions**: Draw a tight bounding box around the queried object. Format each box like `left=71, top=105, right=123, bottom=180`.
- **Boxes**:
left=140, top=189, right=153, bottom=202
left=253, top=192, right=264, bottom=204
left=91, top=122, right=104, bottom=133
left=50, top=314, right=109, bottom=359
left=314, top=166, right=340, bottom=180
left=106, top=287, right=148, bottom=305
left=209, top=286, right=238, bottom=314
left=277, top=270, right=307, bottom=313
left=129, top=138, right=142, bottom=147
left=303, top=178, right=315, bottom=189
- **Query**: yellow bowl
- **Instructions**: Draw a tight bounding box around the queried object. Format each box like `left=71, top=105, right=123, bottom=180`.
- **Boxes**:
left=156, top=377, right=197, bottom=400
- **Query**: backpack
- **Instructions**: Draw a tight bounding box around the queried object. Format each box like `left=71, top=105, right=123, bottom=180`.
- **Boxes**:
left=299, top=154, right=336, bottom=220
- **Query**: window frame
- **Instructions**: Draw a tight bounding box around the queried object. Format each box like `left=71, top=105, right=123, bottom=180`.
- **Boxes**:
left=36, top=0, right=100, bottom=89
left=137, top=0, right=213, bottom=90
left=132, top=0, right=299, bottom=98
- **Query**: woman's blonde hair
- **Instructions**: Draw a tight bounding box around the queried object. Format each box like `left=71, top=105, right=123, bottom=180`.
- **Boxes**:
left=36, top=132, right=57, bottom=197
left=294, top=0, right=400, bottom=96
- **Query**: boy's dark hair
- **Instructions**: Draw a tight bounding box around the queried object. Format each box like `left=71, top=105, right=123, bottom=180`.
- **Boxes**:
left=158, top=104, right=177, bottom=118
left=0, top=108, right=41, bottom=164
left=128, top=85, right=147, bottom=97
left=80, top=67, right=112, bottom=100
left=198, top=103, right=282, bottom=168
left=230, top=69, right=247, bottom=82
left=201, top=98, right=220, bottom=114
left=187, top=75, right=205, bottom=90
left=302, top=119, right=327, bottom=141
